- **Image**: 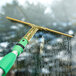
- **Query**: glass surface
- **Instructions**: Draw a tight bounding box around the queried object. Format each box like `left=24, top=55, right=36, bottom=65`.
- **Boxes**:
left=0, top=0, right=75, bottom=76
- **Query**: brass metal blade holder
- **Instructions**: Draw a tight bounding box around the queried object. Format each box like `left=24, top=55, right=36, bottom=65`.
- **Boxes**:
left=6, top=17, right=73, bottom=41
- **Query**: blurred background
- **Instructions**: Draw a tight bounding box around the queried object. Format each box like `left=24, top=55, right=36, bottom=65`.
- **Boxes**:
left=0, top=0, right=76, bottom=76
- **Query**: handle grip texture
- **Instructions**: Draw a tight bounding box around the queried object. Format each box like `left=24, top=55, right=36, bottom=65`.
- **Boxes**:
left=0, top=38, right=28, bottom=76
left=0, top=52, right=16, bottom=76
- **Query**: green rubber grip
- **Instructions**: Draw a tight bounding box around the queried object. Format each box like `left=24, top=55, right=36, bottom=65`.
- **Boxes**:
left=12, top=38, right=28, bottom=55
left=0, top=52, right=16, bottom=76
left=0, top=38, right=28, bottom=76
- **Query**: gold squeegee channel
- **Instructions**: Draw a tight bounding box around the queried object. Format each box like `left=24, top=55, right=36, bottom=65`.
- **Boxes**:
left=6, top=16, right=73, bottom=38
left=24, top=27, right=38, bottom=41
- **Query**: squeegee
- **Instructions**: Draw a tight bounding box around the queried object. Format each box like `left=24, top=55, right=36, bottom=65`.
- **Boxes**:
left=0, top=17, right=73, bottom=76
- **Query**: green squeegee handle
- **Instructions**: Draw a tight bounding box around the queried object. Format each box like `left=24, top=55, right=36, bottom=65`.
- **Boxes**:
left=0, top=38, right=28, bottom=76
